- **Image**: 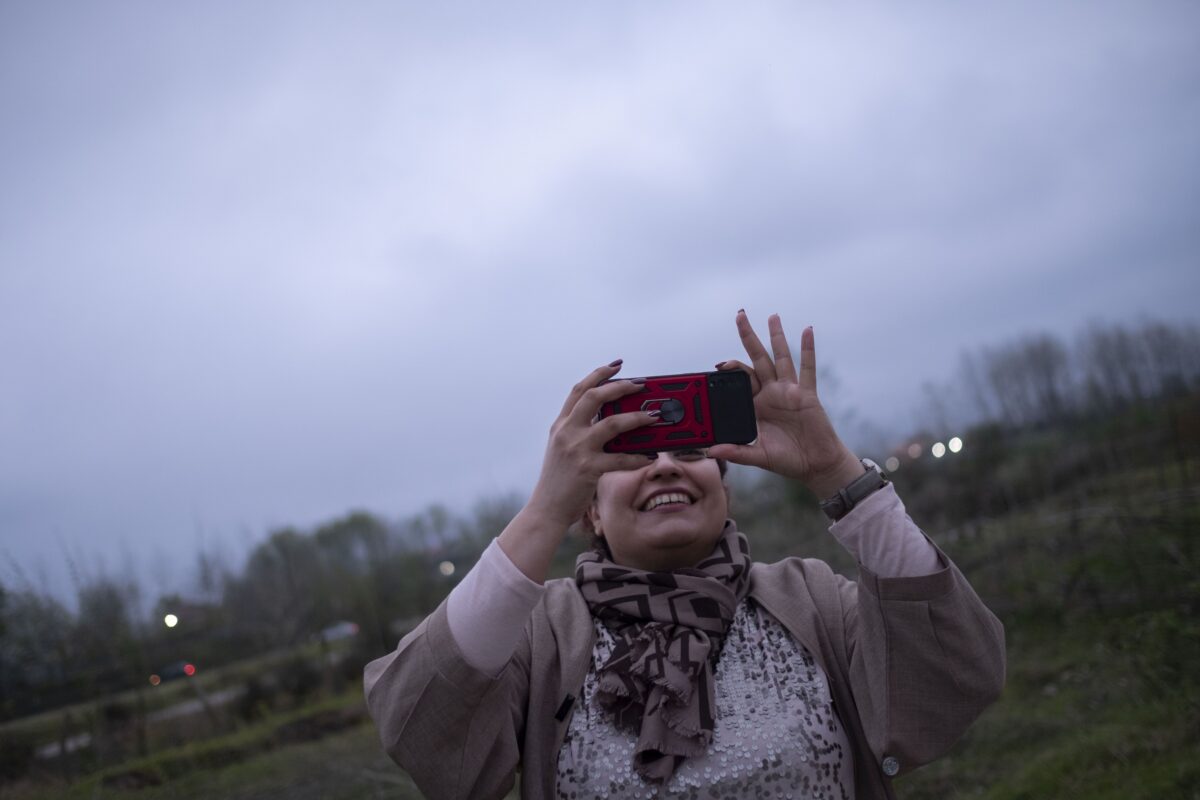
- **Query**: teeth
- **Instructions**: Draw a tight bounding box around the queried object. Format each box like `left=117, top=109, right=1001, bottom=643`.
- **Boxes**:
left=641, top=492, right=693, bottom=511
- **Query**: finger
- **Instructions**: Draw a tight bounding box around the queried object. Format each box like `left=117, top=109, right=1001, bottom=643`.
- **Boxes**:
left=707, top=441, right=767, bottom=469
left=735, top=310, right=778, bottom=382
left=588, top=409, right=659, bottom=444
left=799, top=325, right=817, bottom=393
left=568, top=377, right=646, bottom=426
left=558, top=360, right=626, bottom=419
left=767, top=314, right=798, bottom=383
left=598, top=452, right=656, bottom=472
left=714, top=359, right=762, bottom=394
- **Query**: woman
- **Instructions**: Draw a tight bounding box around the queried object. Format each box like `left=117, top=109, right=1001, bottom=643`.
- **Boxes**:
left=365, top=312, right=1005, bottom=799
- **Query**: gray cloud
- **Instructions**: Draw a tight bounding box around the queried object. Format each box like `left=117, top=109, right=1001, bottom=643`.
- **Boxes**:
left=2, top=2, right=1198, bottom=602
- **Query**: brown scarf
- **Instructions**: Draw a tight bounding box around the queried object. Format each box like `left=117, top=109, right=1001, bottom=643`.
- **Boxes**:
left=574, top=521, right=752, bottom=784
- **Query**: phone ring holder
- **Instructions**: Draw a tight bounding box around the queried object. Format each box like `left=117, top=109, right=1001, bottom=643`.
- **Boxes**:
left=641, top=397, right=685, bottom=425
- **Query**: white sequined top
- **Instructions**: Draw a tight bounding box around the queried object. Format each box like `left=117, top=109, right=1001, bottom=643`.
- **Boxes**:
left=555, top=597, right=854, bottom=799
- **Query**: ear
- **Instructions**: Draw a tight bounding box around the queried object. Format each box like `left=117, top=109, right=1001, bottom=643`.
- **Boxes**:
left=586, top=502, right=603, bottom=537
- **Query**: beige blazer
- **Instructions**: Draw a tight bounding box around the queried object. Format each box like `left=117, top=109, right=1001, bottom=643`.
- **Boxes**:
left=364, top=542, right=1005, bottom=799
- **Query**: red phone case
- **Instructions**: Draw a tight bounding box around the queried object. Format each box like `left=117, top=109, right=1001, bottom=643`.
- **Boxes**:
left=599, top=371, right=755, bottom=453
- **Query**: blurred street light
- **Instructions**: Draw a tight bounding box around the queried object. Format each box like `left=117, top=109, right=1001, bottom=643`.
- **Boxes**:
left=907, top=443, right=922, bottom=459
left=949, top=436, right=963, bottom=453
left=884, top=456, right=900, bottom=472
left=438, top=561, right=455, bottom=576
left=932, top=442, right=947, bottom=458
left=163, top=613, right=178, bottom=628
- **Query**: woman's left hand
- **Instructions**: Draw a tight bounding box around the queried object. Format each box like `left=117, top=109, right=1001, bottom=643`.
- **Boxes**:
left=707, top=311, right=866, bottom=499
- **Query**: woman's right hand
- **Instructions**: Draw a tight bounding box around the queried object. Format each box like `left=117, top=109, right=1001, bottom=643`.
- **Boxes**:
left=525, top=360, right=658, bottom=529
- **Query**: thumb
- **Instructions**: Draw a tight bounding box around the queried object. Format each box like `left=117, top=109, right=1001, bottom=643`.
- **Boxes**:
left=707, top=442, right=764, bottom=468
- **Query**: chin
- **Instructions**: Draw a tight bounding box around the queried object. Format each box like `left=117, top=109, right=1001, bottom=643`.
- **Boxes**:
left=636, top=513, right=723, bottom=548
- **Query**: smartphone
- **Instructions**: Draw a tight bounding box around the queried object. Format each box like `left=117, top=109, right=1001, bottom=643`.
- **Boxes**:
left=599, top=370, right=757, bottom=453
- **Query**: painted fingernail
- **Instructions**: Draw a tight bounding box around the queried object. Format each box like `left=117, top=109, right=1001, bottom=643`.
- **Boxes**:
left=608, top=358, right=623, bottom=367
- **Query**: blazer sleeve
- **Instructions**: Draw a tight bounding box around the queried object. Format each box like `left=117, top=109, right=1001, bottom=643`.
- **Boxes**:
left=841, top=542, right=1006, bottom=776
left=363, top=599, right=531, bottom=800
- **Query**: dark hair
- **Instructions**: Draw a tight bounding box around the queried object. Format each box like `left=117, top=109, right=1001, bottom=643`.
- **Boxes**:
left=578, top=457, right=729, bottom=552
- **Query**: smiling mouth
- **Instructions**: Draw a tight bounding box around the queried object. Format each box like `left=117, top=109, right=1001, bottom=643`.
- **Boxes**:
left=640, top=492, right=694, bottom=512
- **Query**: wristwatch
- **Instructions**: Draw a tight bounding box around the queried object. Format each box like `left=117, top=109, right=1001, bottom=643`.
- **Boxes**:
left=820, top=458, right=889, bottom=521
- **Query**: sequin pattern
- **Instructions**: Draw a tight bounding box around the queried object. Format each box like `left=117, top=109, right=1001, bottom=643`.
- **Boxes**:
left=556, top=598, right=853, bottom=799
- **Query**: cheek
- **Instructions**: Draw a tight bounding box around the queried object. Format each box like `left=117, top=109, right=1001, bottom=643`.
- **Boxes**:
left=706, top=481, right=730, bottom=518
left=595, top=475, right=639, bottom=518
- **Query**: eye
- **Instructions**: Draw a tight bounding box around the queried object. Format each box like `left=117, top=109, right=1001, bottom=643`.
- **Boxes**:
left=674, top=449, right=708, bottom=462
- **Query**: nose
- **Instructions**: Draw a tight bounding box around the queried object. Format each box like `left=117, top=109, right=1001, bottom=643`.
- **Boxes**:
left=646, top=451, right=684, bottom=478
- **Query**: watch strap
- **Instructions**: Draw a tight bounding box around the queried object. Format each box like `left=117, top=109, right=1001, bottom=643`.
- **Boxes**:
left=820, top=459, right=889, bottom=521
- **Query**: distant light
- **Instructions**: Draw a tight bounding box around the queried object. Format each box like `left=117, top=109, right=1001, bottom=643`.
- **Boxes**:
left=438, top=561, right=455, bottom=576
left=932, top=442, right=946, bottom=458
left=149, top=674, right=161, bottom=686
left=164, top=614, right=178, bottom=628
left=948, top=437, right=963, bottom=453
left=907, top=443, right=922, bottom=459
left=183, top=663, right=196, bottom=677
left=884, top=456, right=900, bottom=473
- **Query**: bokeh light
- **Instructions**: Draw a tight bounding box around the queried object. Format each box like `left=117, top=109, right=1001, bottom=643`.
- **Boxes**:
left=163, top=614, right=178, bottom=628
left=148, top=674, right=161, bottom=686
left=949, top=436, right=963, bottom=453
left=907, top=443, right=922, bottom=459
left=183, top=663, right=196, bottom=677
left=884, top=456, right=900, bottom=472
left=932, top=442, right=947, bottom=458
left=438, top=561, right=455, bottom=576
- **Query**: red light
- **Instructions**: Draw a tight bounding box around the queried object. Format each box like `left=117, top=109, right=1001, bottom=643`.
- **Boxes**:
left=149, top=674, right=161, bottom=686
left=183, top=663, right=196, bottom=677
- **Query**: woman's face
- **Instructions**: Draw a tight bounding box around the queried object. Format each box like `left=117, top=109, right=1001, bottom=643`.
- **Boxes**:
left=588, top=449, right=729, bottom=572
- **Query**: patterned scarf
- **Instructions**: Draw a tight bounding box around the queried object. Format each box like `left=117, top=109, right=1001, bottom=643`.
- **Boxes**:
left=574, top=521, right=752, bottom=784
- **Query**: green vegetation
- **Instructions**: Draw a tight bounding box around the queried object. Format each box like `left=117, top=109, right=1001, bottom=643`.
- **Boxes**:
left=896, top=491, right=1200, bottom=799
left=2, top=711, right=421, bottom=800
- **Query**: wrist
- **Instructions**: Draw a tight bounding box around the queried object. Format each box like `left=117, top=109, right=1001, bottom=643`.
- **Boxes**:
left=521, top=490, right=579, bottom=533
left=498, top=503, right=573, bottom=584
left=806, top=449, right=865, bottom=500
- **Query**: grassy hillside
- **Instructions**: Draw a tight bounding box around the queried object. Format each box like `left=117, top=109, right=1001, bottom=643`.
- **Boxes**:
left=896, top=458, right=1200, bottom=799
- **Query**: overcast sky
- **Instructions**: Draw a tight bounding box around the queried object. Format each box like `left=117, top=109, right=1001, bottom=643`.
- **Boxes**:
left=2, top=2, right=1198, bottom=603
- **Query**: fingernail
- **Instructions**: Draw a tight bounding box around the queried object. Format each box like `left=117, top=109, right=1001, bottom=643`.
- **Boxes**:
left=737, top=308, right=745, bottom=315
left=630, top=378, right=646, bottom=385
left=608, top=358, right=623, bottom=367
left=646, top=409, right=661, bottom=417
left=715, top=361, right=726, bottom=369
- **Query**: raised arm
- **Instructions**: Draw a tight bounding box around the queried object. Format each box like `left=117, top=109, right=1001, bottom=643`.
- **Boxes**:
left=363, top=361, right=653, bottom=798
left=714, top=311, right=1004, bottom=777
